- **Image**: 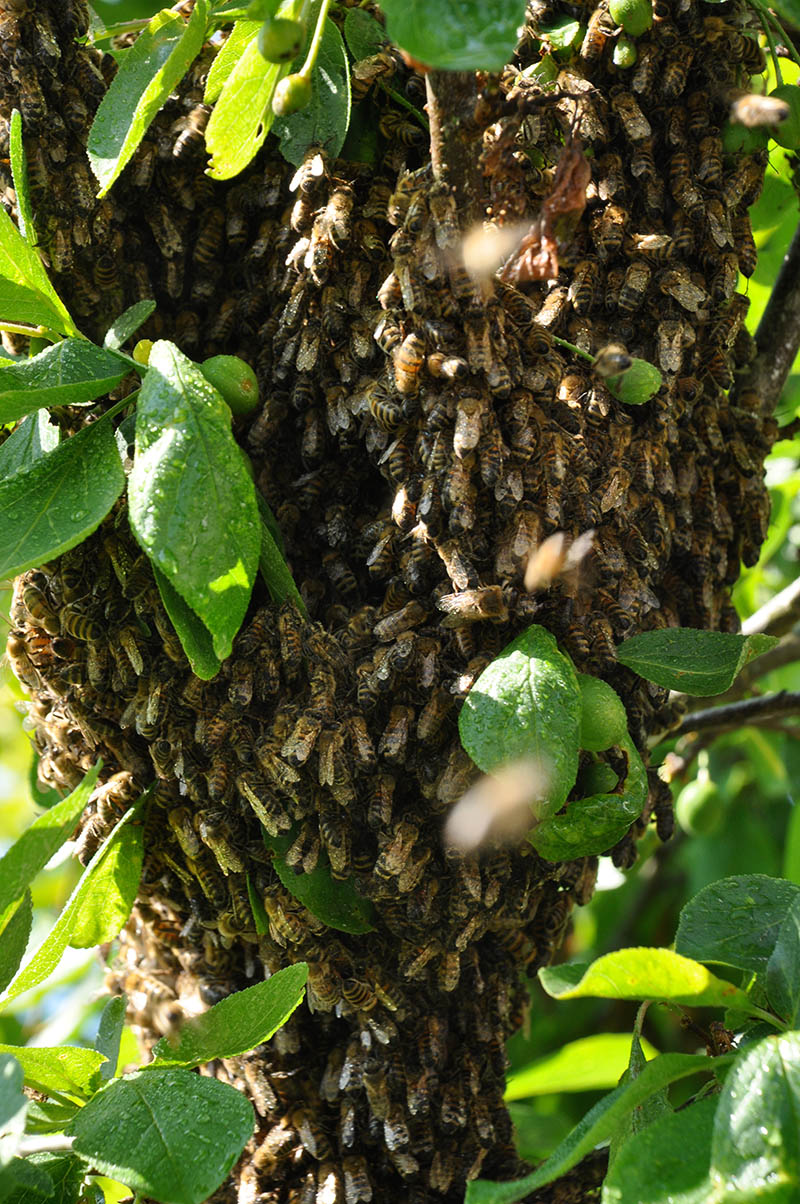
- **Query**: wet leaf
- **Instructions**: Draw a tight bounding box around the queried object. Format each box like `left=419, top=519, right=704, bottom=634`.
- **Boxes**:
left=153, top=565, right=223, bottom=680
left=0, top=417, right=125, bottom=579
left=0, top=340, right=128, bottom=424
left=616, top=629, right=779, bottom=696
left=676, top=875, right=800, bottom=975
left=0, top=409, right=60, bottom=480
left=531, top=791, right=643, bottom=861
left=68, top=1069, right=254, bottom=1204
left=539, top=948, right=756, bottom=1012
left=94, top=995, right=127, bottom=1082
left=150, top=964, right=308, bottom=1068
left=204, top=19, right=261, bottom=103
left=343, top=8, right=387, bottom=59
left=129, top=341, right=260, bottom=660
left=0, top=1157, right=53, bottom=1200
left=3, top=1153, right=83, bottom=1204
left=88, top=3, right=210, bottom=197
left=711, top=1032, right=800, bottom=1198
left=766, top=896, right=800, bottom=1026
left=103, top=300, right=156, bottom=350
left=274, top=16, right=351, bottom=166
left=379, top=0, right=527, bottom=70
left=458, top=624, right=582, bottom=814
left=0, top=1045, right=106, bottom=1102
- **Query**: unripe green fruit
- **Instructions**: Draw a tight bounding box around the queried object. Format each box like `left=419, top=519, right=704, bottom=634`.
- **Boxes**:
left=200, top=354, right=260, bottom=415
left=768, top=84, right=800, bottom=150
left=720, top=121, right=769, bottom=155
left=606, top=357, right=662, bottom=405
left=257, top=17, right=305, bottom=63
left=133, top=339, right=153, bottom=366
left=272, top=73, right=313, bottom=117
left=608, top=0, right=652, bottom=36
left=675, top=777, right=725, bottom=836
left=578, top=760, right=620, bottom=795
left=578, top=674, right=629, bottom=752
left=612, top=36, right=637, bottom=68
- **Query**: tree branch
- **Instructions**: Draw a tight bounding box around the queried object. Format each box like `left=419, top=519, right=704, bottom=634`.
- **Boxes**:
left=742, top=575, right=800, bottom=637
left=672, top=690, right=800, bottom=737
left=733, top=220, right=800, bottom=413
left=425, top=71, right=482, bottom=225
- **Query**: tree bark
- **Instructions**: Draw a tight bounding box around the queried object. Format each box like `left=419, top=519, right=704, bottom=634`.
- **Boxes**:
left=2, top=1, right=778, bottom=1201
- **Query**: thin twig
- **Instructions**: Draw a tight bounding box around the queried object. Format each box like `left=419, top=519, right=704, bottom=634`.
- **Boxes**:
left=672, top=691, right=800, bottom=738
left=742, top=575, right=800, bottom=637
left=732, top=220, right=800, bottom=413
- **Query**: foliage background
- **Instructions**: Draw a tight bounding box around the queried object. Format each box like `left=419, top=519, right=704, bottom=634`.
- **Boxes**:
left=1, top=0, right=799, bottom=1178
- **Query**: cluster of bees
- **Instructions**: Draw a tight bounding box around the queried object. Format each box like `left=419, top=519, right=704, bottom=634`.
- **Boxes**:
left=0, top=0, right=778, bottom=1200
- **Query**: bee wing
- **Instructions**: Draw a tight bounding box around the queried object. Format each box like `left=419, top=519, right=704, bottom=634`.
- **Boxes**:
left=443, top=758, right=552, bottom=852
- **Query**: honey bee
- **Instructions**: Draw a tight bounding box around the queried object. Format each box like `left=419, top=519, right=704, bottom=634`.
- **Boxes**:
left=393, top=333, right=425, bottom=394
left=697, top=135, right=723, bottom=187
left=568, top=258, right=598, bottom=314
left=367, top=385, right=404, bottom=432
left=732, top=211, right=757, bottom=278
left=722, top=156, right=765, bottom=212
left=436, top=585, right=508, bottom=626
left=618, top=259, right=652, bottom=314
left=193, top=206, right=224, bottom=267
left=729, top=92, right=790, bottom=129
left=668, top=153, right=703, bottom=219
left=593, top=342, right=632, bottom=377
left=378, top=705, right=414, bottom=765
left=22, top=583, right=59, bottom=634
left=524, top=528, right=595, bottom=592
left=533, top=285, right=570, bottom=330
left=426, top=352, right=468, bottom=380
left=591, top=203, right=628, bottom=261
left=379, top=109, right=427, bottom=149
left=61, top=607, right=101, bottom=642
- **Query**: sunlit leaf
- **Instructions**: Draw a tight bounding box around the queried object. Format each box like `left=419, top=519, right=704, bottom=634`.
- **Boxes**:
left=616, top=629, right=779, bottom=696
left=204, top=19, right=261, bottom=103
left=504, top=1033, right=658, bottom=1100
left=0, top=1044, right=106, bottom=1102
left=88, top=3, right=211, bottom=197
left=0, top=340, right=128, bottom=424
left=103, top=300, right=156, bottom=350
left=0, top=409, right=60, bottom=480
left=8, top=110, right=35, bottom=247
left=0, top=204, right=75, bottom=335
left=153, top=565, right=222, bottom=680
left=676, top=875, right=800, bottom=974
left=273, top=16, right=351, bottom=166
left=0, top=892, right=31, bottom=997
left=265, top=832, right=376, bottom=934
left=95, top=995, right=128, bottom=1083
left=379, top=0, right=527, bottom=70
left=0, top=1055, right=27, bottom=1169
left=69, top=821, right=143, bottom=949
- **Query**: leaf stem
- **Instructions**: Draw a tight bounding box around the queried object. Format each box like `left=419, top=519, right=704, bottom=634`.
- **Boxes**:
left=298, top=0, right=334, bottom=81
left=0, top=323, right=59, bottom=342
left=99, top=390, right=140, bottom=424
left=380, top=84, right=430, bottom=129
left=17, top=1134, right=75, bottom=1156
left=551, top=334, right=595, bottom=364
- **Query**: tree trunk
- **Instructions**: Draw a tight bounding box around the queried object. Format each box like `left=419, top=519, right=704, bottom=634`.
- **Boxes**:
left=2, top=1, right=777, bottom=1200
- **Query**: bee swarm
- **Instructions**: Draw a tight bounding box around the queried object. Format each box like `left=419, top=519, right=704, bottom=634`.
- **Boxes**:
left=0, top=0, right=778, bottom=1200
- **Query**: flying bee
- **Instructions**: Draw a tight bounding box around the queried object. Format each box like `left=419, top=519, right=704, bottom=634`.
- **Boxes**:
left=524, top=528, right=595, bottom=593
left=730, top=92, right=790, bottom=129
left=593, top=342, right=632, bottom=377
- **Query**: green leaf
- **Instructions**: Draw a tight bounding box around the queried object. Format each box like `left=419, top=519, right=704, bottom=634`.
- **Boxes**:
left=766, top=896, right=800, bottom=1026
left=0, top=1056, right=26, bottom=1168
left=258, top=507, right=306, bottom=616
left=1, top=804, right=138, bottom=1008
left=465, top=1052, right=734, bottom=1203
left=0, top=1156, right=53, bottom=1201
left=0, top=763, right=101, bottom=935
left=538, top=949, right=757, bottom=1012
left=0, top=417, right=125, bottom=579
left=24, top=1097, right=80, bottom=1137
left=379, top=0, right=527, bottom=70
left=69, top=821, right=143, bottom=949
left=0, top=410, right=59, bottom=480
left=274, top=17, right=351, bottom=166
left=343, top=8, right=388, bottom=59
left=539, top=15, right=583, bottom=54
left=265, top=832, right=377, bottom=934
left=0, top=281, right=73, bottom=337
left=94, top=995, right=127, bottom=1083
left=129, top=341, right=260, bottom=660
left=205, top=17, right=293, bottom=179
left=531, top=792, right=643, bottom=861
left=3, top=1153, right=83, bottom=1204
left=0, top=893, right=31, bottom=997
left=9, top=111, right=35, bottom=248
left=458, top=624, right=582, bottom=814
left=504, top=1033, right=659, bottom=1100
left=103, top=300, right=156, bottom=350
left=246, top=874, right=269, bottom=935
left=204, top=19, right=261, bottom=103
left=0, top=340, right=129, bottom=424
left=0, top=1045, right=106, bottom=1102
left=149, top=963, right=308, bottom=1068
left=153, top=565, right=223, bottom=680
left=0, top=202, right=76, bottom=336
left=616, top=629, right=779, bottom=697
left=676, top=875, right=800, bottom=975
left=608, top=1029, right=672, bottom=1172
left=68, top=1068, right=255, bottom=1204
left=88, top=3, right=211, bottom=197
left=602, top=1097, right=717, bottom=1204
left=711, top=1032, right=800, bottom=1198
